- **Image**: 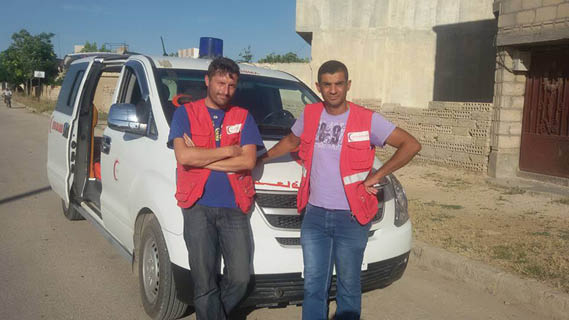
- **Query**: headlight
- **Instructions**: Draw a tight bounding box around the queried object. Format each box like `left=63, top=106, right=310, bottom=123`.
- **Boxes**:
left=389, top=174, right=409, bottom=227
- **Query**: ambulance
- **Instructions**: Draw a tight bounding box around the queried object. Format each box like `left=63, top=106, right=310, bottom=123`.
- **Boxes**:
left=46, top=53, right=412, bottom=319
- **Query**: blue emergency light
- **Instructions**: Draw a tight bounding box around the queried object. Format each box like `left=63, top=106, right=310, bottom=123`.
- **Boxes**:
left=199, top=37, right=223, bottom=58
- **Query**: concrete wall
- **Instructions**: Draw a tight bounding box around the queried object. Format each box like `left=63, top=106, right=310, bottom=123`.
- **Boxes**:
left=364, top=101, right=493, bottom=171
left=296, top=0, right=497, bottom=108
left=496, top=0, right=569, bottom=45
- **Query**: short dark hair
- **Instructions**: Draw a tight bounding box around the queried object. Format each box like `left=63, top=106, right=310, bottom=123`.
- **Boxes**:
left=317, top=60, right=349, bottom=83
left=207, top=57, right=240, bottom=79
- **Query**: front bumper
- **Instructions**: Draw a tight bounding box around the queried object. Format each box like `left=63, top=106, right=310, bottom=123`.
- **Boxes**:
left=242, top=251, right=409, bottom=307
left=173, top=251, right=409, bottom=307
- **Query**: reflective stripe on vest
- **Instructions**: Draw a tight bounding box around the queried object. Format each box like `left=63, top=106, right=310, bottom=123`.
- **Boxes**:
left=342, top=171, right=369, bottom=185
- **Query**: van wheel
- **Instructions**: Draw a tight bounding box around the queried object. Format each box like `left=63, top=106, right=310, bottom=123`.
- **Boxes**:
left=139, top=215, right=188, bottom=320
left=62, top=199, right=84, bottom=220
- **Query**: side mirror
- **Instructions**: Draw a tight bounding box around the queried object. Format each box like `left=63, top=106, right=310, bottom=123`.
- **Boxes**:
left=107, top=103, right=148, bottom=135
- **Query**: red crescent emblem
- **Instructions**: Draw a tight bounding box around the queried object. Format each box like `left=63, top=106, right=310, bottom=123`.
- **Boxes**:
left=113, top=159, right=119, bottom=181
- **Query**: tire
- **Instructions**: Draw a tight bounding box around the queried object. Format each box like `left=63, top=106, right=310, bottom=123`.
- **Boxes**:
left=139, top=215, right=188, bottom=320
left=62, top=199, right=85, bottom=221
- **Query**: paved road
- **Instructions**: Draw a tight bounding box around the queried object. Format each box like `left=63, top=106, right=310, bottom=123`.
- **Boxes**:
left=0, top=103, right=542, bottom=320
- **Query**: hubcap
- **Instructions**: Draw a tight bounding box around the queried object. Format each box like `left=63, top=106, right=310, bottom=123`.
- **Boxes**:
left=142, top=234, right=160, bottom=304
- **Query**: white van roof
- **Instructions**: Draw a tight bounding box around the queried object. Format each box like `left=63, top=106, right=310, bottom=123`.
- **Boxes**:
left=145, top=55, right=299, bottom=82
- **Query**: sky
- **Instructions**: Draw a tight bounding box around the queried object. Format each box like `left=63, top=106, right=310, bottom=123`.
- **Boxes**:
left=0, top=0, right=311, bottom=61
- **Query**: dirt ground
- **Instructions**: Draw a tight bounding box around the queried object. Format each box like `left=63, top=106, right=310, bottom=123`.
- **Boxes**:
left=394, top=162, right=569, bottom=293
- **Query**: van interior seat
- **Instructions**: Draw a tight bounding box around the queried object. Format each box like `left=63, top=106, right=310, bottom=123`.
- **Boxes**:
left=90, top=106, right=102, bottom=180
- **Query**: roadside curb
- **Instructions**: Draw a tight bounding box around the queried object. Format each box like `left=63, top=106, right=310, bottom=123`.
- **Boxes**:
left=410, top=240, right=569, bottom=320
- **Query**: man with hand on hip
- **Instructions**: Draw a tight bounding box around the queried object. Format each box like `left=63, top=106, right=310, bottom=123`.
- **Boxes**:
left=262, top=60, right=420, bottom=320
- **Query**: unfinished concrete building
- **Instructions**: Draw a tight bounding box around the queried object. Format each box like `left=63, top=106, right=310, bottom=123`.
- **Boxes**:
left=282, top=0, right=568, bottom=184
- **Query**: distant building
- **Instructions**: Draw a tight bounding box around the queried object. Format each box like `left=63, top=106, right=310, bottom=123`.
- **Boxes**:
left=178, top=48, right=199, bottom=58
left=74, top=45, right=84, bottom=53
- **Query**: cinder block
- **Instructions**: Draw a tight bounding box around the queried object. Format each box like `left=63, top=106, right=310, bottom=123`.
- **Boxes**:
left=452, top=127, right=471, bottom=136
left=502, top=82, right=526, bottom=96
left=522, top=0, right=542, bottom=10
left=503, top=0, right=523, bottom=13
left=499, top=13, right=518, bottom=27
left=517, top=10, right=536, bottom=24
left=543, top=0, right=563, bottom=5
left=515, top=74, right=527, bottom=83
left=500, top=109, right=524, bottom=122
left=511, top=96, right=526, bottom=109
left=497, top=95, right=513, bottom=108
left=536, top=6, right=557, bottom=21
left=471, top=111, right=493, bottom=121
left=558, top=3, right=569, bottom=18
left=509, top=122, right=523, bottom=135
left=497, top=135, right=521, bottom=149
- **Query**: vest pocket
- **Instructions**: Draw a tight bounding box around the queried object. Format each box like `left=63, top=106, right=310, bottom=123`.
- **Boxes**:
left=189, top=132, right=211, bottom=147
left=346, top=143, right=374, bottom=170
left=237, top=175, right=255, bottom=197
left=355, top=183, right=378, bottom=220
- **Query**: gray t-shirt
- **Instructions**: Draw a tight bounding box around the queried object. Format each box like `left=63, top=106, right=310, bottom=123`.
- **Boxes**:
left=291, top=107, right=395, bottom=210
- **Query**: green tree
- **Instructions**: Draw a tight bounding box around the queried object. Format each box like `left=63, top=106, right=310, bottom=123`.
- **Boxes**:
left=237, top=45, right=253, bottom=63
left=258, top=52, right=308, bottom=63
left=80, top=41, right=111, bottom=52
left=0, top=29, right=58, bottom=89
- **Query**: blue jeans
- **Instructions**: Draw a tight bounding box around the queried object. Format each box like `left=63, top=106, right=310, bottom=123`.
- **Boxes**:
left=301, top=204, right=371, bottom=320
left=182, top=205, right=251, bottom=320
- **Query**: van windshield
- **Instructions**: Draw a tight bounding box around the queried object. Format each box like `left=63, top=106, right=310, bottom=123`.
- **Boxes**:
left=157, top=69, right=320, bottom=139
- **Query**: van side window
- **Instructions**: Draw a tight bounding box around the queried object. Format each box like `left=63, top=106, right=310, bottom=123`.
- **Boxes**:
left=119, top=66, right=156, bottom=135
left=55, top=62, right=88, bottom=115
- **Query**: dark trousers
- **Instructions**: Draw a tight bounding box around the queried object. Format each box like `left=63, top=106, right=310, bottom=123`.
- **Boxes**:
left=182, top=204, right=252, bottom=320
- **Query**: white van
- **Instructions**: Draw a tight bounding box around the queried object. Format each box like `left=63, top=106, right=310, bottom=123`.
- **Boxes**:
left=46, top=54, right=412, bottom=319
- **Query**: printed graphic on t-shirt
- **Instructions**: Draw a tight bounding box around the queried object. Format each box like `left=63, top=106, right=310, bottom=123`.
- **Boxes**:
left=214, top=122, right=221, bottom=142
left=315, top=121, right=346, bottom=150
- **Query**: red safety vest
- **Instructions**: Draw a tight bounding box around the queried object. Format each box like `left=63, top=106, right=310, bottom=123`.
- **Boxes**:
left=297, top=102, right=378, bottom=224
left=174, top=99, right=255, bottom=213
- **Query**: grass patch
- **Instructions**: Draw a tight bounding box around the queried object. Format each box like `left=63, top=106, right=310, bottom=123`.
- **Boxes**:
left=440, top=204, right=463, bottom=210
left=492, top=244, right=528, bottom=263
left=14, top=93, right=56, bottom=113
left=552, top=197, right=569, bottom=205
left=492, top=245, right=514, bottom=260
left=559, top=230, right=569, bottom=241
left=523, top=264, right=549, bottom=279
left=430, top=213, right=455, bottom=222
left=503, top=186, right=526, bottom=195
left=532, top=231, right=551, bottom=237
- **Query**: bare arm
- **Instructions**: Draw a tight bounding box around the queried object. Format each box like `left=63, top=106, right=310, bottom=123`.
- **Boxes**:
left=260, top=133, right=301, bottom=163
left=204, top=144, right=258, bottom=172
left=173, top=137, right=241, bottom=167
left=363, top=127, right=421, bottom=194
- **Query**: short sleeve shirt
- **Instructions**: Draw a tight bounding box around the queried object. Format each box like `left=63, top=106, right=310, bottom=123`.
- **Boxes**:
left=291, top=105, right=395, bottom=210
left=168, top=104, right=264, bottom=208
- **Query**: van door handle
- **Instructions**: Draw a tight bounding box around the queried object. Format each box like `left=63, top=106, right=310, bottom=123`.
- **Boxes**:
left=102, top=136, right=111, bottom=154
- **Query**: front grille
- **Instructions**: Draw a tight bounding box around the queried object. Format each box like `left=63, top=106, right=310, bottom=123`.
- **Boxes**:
left=276, top=230, right=376, bottom=247
left=264, top=207, right=383, bottom=230
left=258, top=189, right=385, bottom=229
left=256, top=193, right=297, bottom=208
left=265, top=215, right=303, bottom=229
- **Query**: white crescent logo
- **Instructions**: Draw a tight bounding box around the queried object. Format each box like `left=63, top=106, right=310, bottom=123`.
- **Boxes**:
left=226, top=124, right=242, bottom=135
left=347, top=131, right=370, bottom=142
